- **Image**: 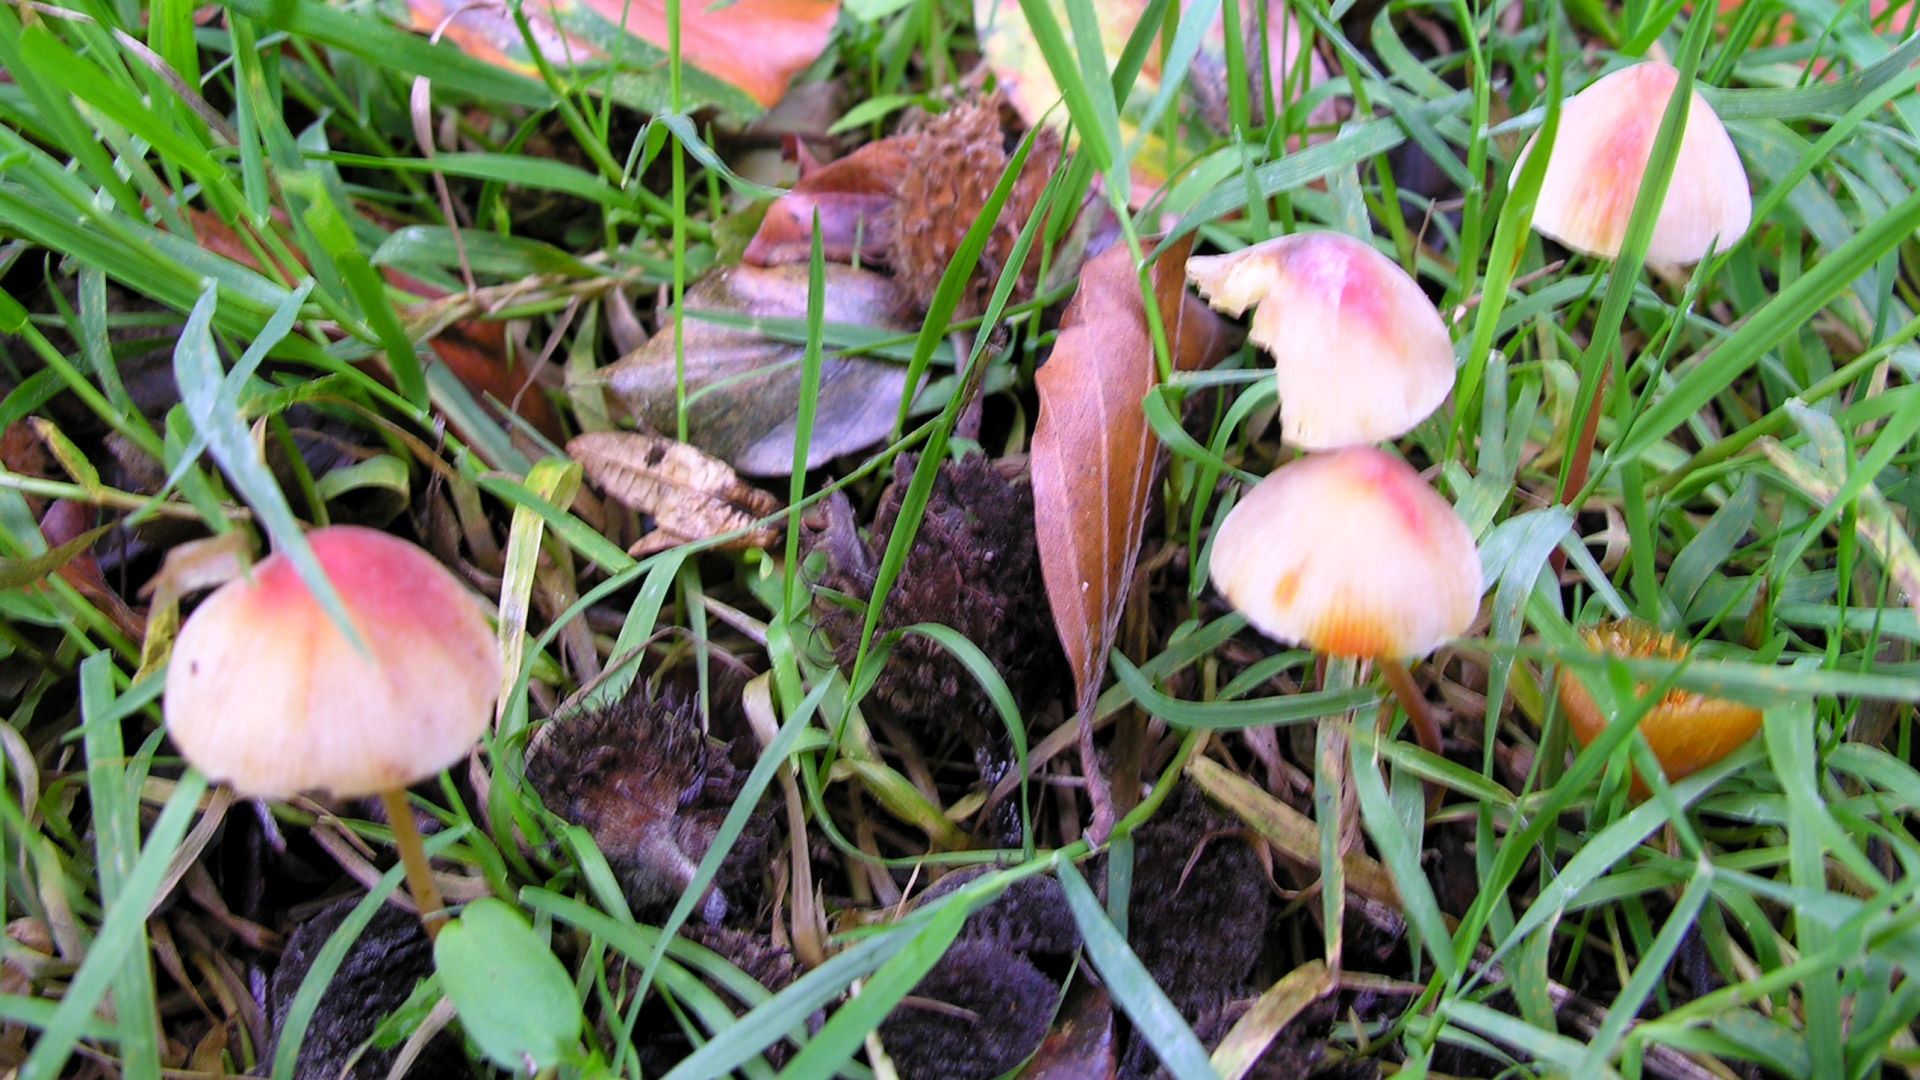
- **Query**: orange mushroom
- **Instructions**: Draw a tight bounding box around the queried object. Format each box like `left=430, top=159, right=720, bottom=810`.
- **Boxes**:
left=1556, top=619, right=1762, bottom=795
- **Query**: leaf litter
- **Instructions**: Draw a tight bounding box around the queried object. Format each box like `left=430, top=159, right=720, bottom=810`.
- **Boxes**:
left=0, top=3, right=1916, bottom=1080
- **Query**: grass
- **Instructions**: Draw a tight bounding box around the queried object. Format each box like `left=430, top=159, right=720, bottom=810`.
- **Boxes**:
left=0, top=0, right=1919, bottom=1076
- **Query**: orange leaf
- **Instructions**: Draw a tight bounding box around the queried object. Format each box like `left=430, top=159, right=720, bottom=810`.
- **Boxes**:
left=1030, top=236, right=1233, bottom=716
left=570, top=0, right=837, bottom=109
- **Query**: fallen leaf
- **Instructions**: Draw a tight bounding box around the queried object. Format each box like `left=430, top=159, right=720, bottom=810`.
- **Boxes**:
left=569, top=0, right=836, bottom=110
left=567, top=431, right=782, bottom=556
left=1018, top=977, right=1116, bottom=1080
left=29, top=502, right=142, bottom=641
left=1030, top=235, right=1232, bottom=722
left=408, top=0, right=837, bottom=113
left=594, top=263, right=916, bottom=476
left=743, top=139, right=911, bottom=268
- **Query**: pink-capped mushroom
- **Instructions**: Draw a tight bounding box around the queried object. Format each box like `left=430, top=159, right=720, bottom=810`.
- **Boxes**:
left=165, top=525, right=500, bottom=937
left=1186, top=231, right=1455, bottom=450
left=1514, top=61, right=1751, bottom=269
left=1209, top=446, right=1480, bottom=759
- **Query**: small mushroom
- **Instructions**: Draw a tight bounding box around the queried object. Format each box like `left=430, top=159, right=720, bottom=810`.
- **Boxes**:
left=165, top=525, right=500, bottom=938
left=1556, top=619, right=1762, bottom=795
left=1185, top=231, right=1455, bottom=450
left=1514, top=61, right=1751, bottom=270
left=1209, top=447, right=1480, bottom=760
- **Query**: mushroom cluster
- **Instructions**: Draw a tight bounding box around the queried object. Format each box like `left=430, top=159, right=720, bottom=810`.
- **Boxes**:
left=1187, top=231, right=1479, bottom=762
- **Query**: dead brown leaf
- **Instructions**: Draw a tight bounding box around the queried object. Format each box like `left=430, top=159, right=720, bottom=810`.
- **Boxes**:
left=1030, top=236, right=1232, bottom=837
left=743, top=139, right=910, bottom=268
left=595, top=263, right=916, bottom=476
left=568, top=432, right=782, bottom=556
left=37, top=500, right=145, bottom=643
left=1031, top=237, right=1233, bottom=723
left=1017, top=977, right=1115, bottom=1080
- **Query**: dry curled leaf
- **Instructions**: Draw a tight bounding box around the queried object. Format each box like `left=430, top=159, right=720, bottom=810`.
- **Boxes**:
left=1030, top=235, right=1233, bottom=720
left=594, top=263, right=916, bottom=476
left=743, top=139, right=910, bottom=268
left=568, top=432, right=782, bottom=556
left=33, top=501, right=144, bottom=642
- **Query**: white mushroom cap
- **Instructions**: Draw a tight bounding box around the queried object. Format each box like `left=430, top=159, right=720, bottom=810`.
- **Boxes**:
left=1514, top=61, right=1751, bottom=269
left=165, top=526, right=501, bottom=799
left=1186, top=232, right=1455, bottom=450
left=1209, top=447, right=1481, bottom=659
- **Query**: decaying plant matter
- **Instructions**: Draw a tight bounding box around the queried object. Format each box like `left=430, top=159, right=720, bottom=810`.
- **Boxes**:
left=4, top=0, right=1917, bottom=1078
left=807, top=453, right=1064, bottom=769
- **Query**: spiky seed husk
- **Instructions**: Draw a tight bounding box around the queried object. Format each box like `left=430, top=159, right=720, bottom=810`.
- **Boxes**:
left=1114, top=785, right=1269, bottom=1080
left=807, top=453, right=1064, bottom=761
left=524, top=693, right=772, bottom=922
left=269, top=897, right=466, bottom=1080
left=889, top=96, right=1060, bottom=314
left=878, top=939, right=1057, bottom=1080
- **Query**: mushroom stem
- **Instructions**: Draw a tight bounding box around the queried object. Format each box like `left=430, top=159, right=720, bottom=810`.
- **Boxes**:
left=1554, top=369, right=1611, bottom=552
left=381, top=789, right=447, bottom=941
left=1379, top=662, right=1445, bottom=815
left=1379, top=661, right=1443, bottom=762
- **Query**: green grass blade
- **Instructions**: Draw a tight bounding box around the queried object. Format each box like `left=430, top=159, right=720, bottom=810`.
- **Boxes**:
left=1055, top=858, right=1218, bottom=1080
left=18, top=770, right=207, bottom=1080
left=174, top=284, right=365, bottom=651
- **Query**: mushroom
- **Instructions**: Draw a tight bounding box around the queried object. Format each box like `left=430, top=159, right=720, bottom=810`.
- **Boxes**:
left=1208, top=447, right=1481, bottom=760
left=1514, top=61, right=1751, bottom=270
left=1185, top=231, right=1455, bottom=450
left=165, top=525, right=500, bottom=938
left=1556, top=619, right=1761, bottom=795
